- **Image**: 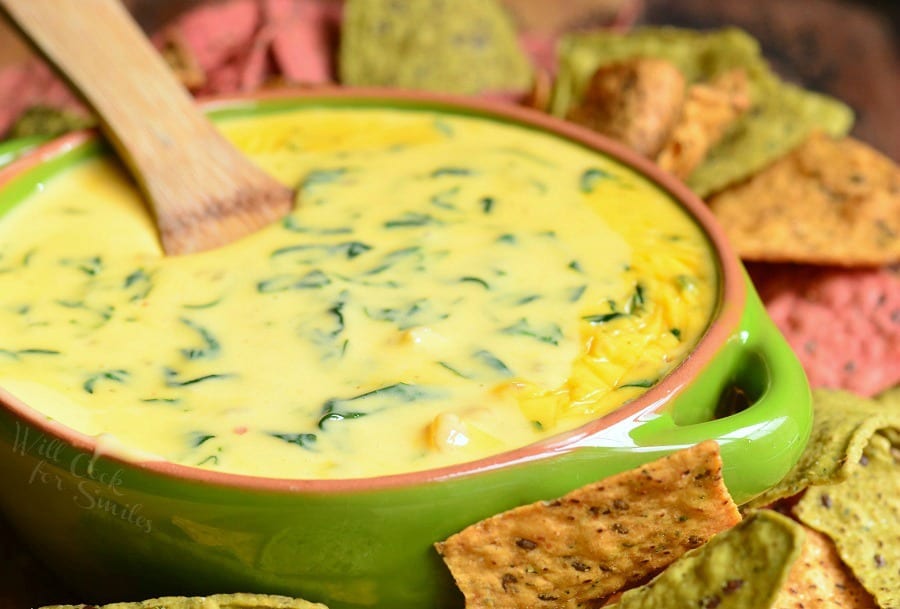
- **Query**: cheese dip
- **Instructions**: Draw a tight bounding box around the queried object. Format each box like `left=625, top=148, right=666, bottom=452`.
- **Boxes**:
left=0, top=107, right=717, bottom=478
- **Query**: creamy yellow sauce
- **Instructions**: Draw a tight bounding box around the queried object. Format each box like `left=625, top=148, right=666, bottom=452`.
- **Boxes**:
left=0, top=107, right=717, bottom=478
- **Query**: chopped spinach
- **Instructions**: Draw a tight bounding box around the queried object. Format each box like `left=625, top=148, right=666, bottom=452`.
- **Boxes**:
left=163, top=368, right=234, bottom=387
left=317, top=410, right=367, bottom=429
left=431, top=167, right=473, bottom=178
left=123, top=268, right=153, bottom=301
left=318, top=382, right=430, bottom=429
left=61, top=255, right=103, bottom=276
left=568, top=285, right=587, bottom=302
left=182, top=298, right=223, bottom=310
left=619, top=379, right=656, bottom=389
left=627, top=283, right=646, bottom=313
left=189, top=432, right=216, bottom=447
left=83, top=369, right=129, bottom=394
left=438, top=361, right=469, bottom=378
left=282, top=215, right=353, bottom=235
left=433, top=118, right=454, bottom=137
left=474, top=350, right=513, bottom=377
left=308, top=295, right=350, bottom=360
left=269, top=432, right=317, bottom=450
left=502, top=318, right=563, bottom=345
left=459, top=276, right=490, bottom=290
left=141, top=397, right=181, bottom=404
left=54, top=299, right=114, bottom=325
left=580, top=167, right=613, bottom=193
left=384, top=212, right=440, bottom=229
left=363, top=246, right=423, bottom=276
left=271, top=241, right=373, bottom=261
left=430, top=186, right=460, bottom=210
left=257, top=270, right=331, bottom=293
left=0, top=348, right=60, bottom=360
left=583, top=312, right=625, bottom=325
left=364, top=299, right=448, bottom=331
left=299, top=168, right=349, bottom=192
left=179, top=318, right=221, bottom=360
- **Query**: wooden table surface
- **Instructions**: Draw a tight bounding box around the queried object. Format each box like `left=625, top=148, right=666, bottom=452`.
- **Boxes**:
left=0, top=1, right=897, bottom=607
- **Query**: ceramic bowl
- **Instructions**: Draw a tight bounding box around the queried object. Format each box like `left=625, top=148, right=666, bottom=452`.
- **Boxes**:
left=0, top=90, right=811, bottom=609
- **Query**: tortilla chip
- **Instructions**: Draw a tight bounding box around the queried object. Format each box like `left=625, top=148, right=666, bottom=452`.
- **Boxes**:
left=566, top=57, right=686, bottom=158
left=339, top=0, right=533, bottom=95
left=40, top=593, right=327, bottom=609
left=709, top=133, right=900, bottom=266
left=748, top=265, right=900, bottom=397
left=772, top=525, right=879, bottom=609
left=794, top=431, right=900, bottom=609
left=7, top=105, right=96, bottom=139
left=743, top=389, right=900, bottom=511
left=878, top=385, right=900, bottom=400
left=435, top=440, right=740, bottom=608
left=611, top=510, right=803, bottom=609
left=610, top=512, right=877, bottom=609
left=692, top=80, right=852, bottom=197
left=552, top=27, right=852, bottom=196
left=157, top=26, right=207, bottom=90
left=656, top=69, right=751, bottom=180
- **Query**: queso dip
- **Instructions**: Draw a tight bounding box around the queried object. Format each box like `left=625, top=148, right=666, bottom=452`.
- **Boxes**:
left=0, top=107, right=717, bottom=479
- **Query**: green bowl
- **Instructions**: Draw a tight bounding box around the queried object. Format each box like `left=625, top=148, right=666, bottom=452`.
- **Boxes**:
left=0, top=90, right=811, bottom=609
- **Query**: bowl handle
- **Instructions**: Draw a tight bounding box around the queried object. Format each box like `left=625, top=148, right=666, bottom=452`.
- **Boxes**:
left=622, top=278, right=812, bottom=503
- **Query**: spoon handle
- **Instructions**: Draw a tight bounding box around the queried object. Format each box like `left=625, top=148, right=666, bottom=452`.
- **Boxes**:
left=0, top=0, right=293, bottom=255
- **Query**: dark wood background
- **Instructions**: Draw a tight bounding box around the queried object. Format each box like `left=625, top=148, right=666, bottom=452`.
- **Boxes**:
left=0, top=1, right=897, bottom=607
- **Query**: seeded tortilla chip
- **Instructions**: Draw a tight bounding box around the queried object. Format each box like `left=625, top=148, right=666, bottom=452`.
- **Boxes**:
left=435, top=440, right=740, bottom=608
left=743, top=389, right=900, bottom=511
left=773, top=525, right=879, bottom=609
left=339, top=0, right=532, bottom=95
left=709, top=132, right=900, bottom=266
left=611, top=510, right=803, bottom=609
left=794, top=430, right=899, bottom=609
left=611, top=512, right=877, bottom=609
left=552, top=27, right=852, bottom=196
left=40, top=593, right=327, bottom=609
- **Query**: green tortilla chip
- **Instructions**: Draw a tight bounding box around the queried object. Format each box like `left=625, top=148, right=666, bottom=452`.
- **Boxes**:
left=40, top=593, right=327, bottom=609
left=339, top=0, right=532, bottom=95
left=551, top=27, right=853, bottom=196
left=742, top=389, right=900, bottom=511
left=611, top=511, right=804, bottom=609
left=794, top=431, right=899, bottom=609
left=875, top=385, right=900, bottom=407
left=8, top=105, right=96, bottom=139
left=693, top=81, right=853, bottom=197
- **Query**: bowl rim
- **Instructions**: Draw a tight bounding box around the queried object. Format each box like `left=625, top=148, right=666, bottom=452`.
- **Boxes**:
left=0, top=86, right=746, bottom=493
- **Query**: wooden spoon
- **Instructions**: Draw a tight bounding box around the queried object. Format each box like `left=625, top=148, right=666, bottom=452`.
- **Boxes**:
left=0, top=0, right=294, bottom=255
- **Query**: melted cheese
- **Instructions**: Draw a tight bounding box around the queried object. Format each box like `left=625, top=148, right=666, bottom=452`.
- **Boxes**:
left=0, top=108, right=717, bottom=478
